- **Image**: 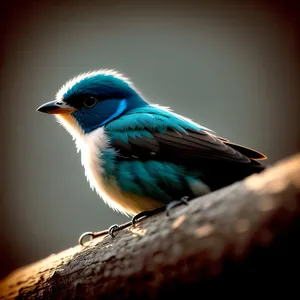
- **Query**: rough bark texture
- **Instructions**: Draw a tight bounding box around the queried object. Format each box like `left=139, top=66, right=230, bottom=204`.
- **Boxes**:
left=1, top=153, right=300, bottom=299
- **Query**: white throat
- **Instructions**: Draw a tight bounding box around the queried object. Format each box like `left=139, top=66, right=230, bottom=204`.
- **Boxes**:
left=55, top=113, right=108, bottom=189
left=79, top=127, right=108, bottom=194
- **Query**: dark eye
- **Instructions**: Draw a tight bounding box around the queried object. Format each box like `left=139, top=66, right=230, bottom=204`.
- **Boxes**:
left=83, top=96, right=98, bottom=108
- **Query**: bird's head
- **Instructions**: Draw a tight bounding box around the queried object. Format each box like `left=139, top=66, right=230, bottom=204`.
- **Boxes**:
left=37, top=69, right=148, bottom=139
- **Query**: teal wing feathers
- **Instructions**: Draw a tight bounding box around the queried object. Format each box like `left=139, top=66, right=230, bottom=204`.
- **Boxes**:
left=103, top=105, right=266, bottom=200
left=101, top=147, right=203, bottom=203
left=105, top=105, right=207, bottom=142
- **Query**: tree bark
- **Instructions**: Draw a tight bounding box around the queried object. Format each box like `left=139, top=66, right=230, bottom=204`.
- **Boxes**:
left=1, top=153, right=300, bottom=299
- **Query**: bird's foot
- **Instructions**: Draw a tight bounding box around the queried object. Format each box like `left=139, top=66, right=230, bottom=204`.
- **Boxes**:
left=166, top=196, right=189, bottom=217
left=131, top=206, right=166, bottom=226
left=79, top=197, right=190, bottom=245
left=108, top=224, right=119, bottom=238
left=131, top=211, right=152, bottom=226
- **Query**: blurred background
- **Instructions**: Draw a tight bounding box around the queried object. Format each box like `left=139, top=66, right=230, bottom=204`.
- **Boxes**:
left=0, top=0, right=299, bottom=279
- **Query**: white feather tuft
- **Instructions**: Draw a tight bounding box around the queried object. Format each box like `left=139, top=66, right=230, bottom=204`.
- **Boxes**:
left=56, top=69, right=134, bottom=102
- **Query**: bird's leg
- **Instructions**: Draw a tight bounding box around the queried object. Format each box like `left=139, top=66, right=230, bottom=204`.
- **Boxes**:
left=79, top=196, right=190, bottom=245
left=166, top=196, right=190, bottom=217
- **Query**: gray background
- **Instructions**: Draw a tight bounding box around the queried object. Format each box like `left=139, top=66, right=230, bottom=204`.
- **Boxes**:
left=1, top=0, right=299, bottom=278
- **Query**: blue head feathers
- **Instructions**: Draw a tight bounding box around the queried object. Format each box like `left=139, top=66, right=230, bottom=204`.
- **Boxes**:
left=61, top=70, right=149, bottom=133
left=38, top=69, right=148, bottom=135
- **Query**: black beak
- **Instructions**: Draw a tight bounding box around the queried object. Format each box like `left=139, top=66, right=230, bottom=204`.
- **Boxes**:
left=36, top=101, right=74, bottom=114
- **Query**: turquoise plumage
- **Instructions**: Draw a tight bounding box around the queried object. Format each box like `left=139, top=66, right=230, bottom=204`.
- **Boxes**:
left=102, top=106, right=206, bottom=203
left=37, top=69, right=267, bottom=228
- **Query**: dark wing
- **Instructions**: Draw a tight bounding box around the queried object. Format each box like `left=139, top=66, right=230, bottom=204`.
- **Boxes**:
left=221, top=140, right=267, bottom=160
left=110, top=129, right=266, bottom=191
left=212, top=135, right=266, bottom=160
left=112, top=129, right=266, bottom=165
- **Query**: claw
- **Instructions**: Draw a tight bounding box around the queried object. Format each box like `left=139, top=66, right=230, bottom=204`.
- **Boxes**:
left=78, top=231, right=95, bottom=246
left=166, top=196, right=189, bottom=217
left=180, top=196, right=189, bottom=205
left=108, top=224, right=119, bottom=238
left=131, top=206, right=166, bottom=226
left=131, top=211, right=151, bottom=226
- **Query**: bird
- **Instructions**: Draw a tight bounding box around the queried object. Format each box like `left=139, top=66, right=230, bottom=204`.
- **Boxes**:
left=37, top=69, right=267, bottom=236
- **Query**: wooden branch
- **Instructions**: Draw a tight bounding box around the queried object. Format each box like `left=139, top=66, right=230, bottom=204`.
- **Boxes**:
left=1, top=153, right=300, bottom=299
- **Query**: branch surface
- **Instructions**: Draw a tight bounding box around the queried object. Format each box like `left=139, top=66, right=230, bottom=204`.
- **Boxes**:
left=1, top=153, right=300, bottom=299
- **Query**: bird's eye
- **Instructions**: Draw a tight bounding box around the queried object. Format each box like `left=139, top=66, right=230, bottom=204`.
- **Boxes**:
left=83, top=96, right=98, bottom=108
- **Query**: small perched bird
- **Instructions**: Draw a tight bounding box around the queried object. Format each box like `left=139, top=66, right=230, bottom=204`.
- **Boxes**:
left=37, top=69, right=267, bottom=231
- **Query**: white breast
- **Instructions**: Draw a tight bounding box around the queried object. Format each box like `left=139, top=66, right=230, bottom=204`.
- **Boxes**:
left=78, top=128, right=121, bottom=212
left=80, top=127, right=108, bottom=186
left=55, top=114, right=165, bottom=216
left=80, top=128, right=164, bottom=216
